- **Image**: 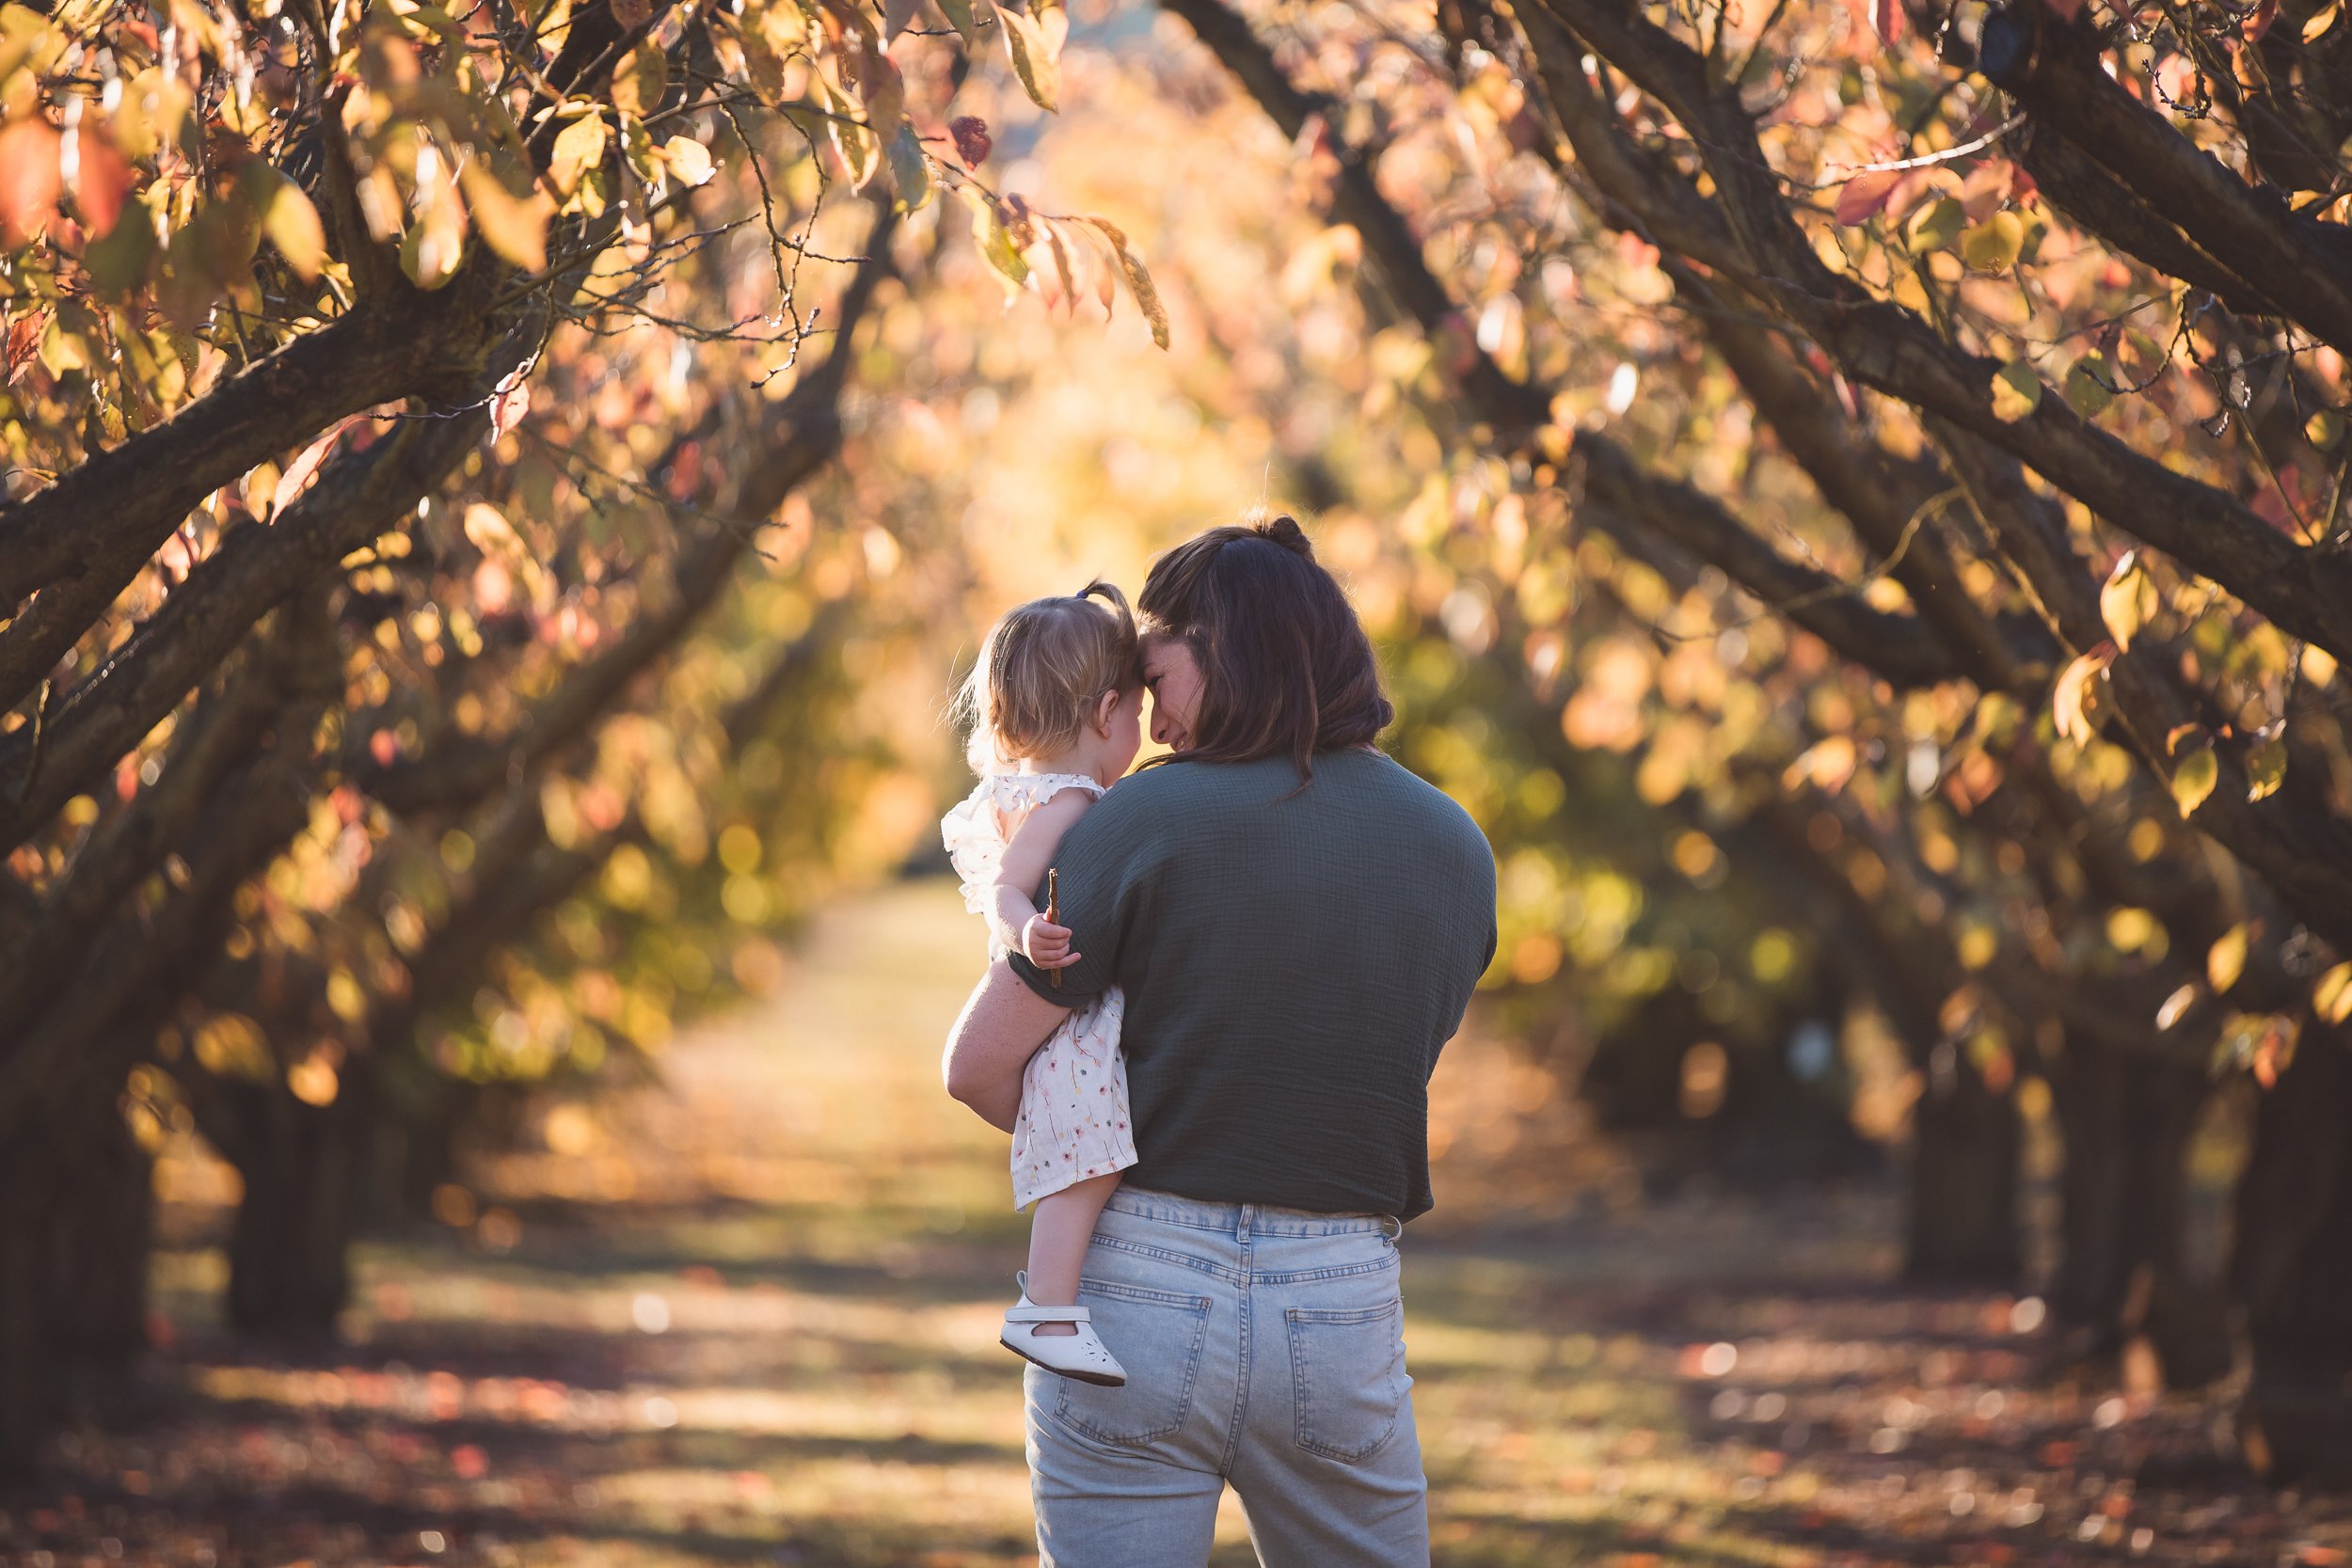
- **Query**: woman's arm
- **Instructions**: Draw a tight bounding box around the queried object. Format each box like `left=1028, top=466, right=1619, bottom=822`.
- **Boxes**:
left=987, top=787, right=1092, bottom=967
left=943, top=959, right=1072, bottom=1131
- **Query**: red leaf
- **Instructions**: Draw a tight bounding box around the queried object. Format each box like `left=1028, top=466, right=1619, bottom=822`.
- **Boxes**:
left=1835, top=168, right=1904, bottom=226
left=949, top=115, right=992, bottom=168
left=69, top=121, right=135, bottom=237
left=1873, top=0, right=1903, bottom=39
left=0, top=118, right=63, bottom=247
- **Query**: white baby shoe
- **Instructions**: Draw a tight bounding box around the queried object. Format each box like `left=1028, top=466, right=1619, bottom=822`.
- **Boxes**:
left=1000, top=1272, right=1127, bottom=1386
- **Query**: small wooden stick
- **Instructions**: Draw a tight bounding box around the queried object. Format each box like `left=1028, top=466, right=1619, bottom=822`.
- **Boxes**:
left=1045, top=868, right=1061, bottom=990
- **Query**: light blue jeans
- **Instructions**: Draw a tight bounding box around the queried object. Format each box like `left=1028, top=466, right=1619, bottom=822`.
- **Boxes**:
left=1023, top=1185, right=1428, bottom=1567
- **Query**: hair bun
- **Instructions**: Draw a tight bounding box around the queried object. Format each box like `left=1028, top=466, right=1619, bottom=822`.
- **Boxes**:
left=1255, top=513, right=1314, bottom=560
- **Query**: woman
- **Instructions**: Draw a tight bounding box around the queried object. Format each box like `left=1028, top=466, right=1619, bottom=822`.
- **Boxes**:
left=942, top=515, right=1498, bottom=1567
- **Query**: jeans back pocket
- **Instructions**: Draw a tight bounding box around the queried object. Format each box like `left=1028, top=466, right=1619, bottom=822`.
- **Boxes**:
left=1285, top=1299, right=1406, bottom=1464
left=1053, top=1279, right=1213, bottom=1447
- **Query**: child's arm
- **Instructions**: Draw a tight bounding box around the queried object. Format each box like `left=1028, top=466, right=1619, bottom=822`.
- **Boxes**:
left=990, top=787, right=1093, bottom=968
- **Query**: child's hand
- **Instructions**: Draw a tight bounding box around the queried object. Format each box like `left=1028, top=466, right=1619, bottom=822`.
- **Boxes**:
left=1021, top=913, right=1080, bottom=970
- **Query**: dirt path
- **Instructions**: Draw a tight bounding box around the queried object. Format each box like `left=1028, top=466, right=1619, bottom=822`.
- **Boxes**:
left=7, top=880, right=2346, bottom=1566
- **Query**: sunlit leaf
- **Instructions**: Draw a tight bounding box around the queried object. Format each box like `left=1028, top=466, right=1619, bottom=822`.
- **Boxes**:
left=0, top=117, right=61, bottom=245
left=459, top=158, right=553, bottom=270
left=262, top=176, right=328, bottom=280
left=2245, top=724, right=2288, bottom=801
left=2207, top=925, right=2248, bottom=992
left=1087, top=216, right=1168, bottom=350
left=2099, top=550, right=2154, bottom=651
left=1959, top=210, right=2022, bottom=272
left=1905, top=196, right=1963, bottom=254
left=2169, top=736, right=2218, bottom=818
left=2051, top=643, right=2115, bottom=744
left=998, top=2, right=1061, bottom=113
left=663, top=135, right=714, bottom=187
left=1835, top=168, right=1901, bottom=227
left=1991, top=359, right=2042, bottom=422
left=549, top=112, right=609, bottom=198
left=2316, top=962, right=2352, bottom=1025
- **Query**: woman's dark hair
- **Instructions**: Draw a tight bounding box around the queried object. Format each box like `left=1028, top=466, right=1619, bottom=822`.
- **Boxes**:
left=1137, top=512, right=1393, bottom=780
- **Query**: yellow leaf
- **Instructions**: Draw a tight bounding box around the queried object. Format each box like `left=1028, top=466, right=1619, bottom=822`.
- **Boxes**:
left=2207, top=925, right=2248, bottom=992
left=1088, top=216, right=1168, bottom=350
left=2245, top=726, right=2288, bottom=801
left=2051, top=644, right=2113, bottom=744
left=2316, top=962, right=2352, bottom=1025
left=1991, top=359, right=2042, bottom=422
left=1959, top=210, right=2022, bottom=272
left=663, top=135, right=714, bottom=187
left=549, top=111, right=608, bottom=197
left=458, top=159, right=551, bottom=271
left=2099, top=550, right=2154, bottom=651
left=2170, top=741, right=2218, bottom=817
left=612, top=39, right=666, bottom=116
left=1906, top=196, right=1963, bottom=253
left=263, top=179, right=326, bottom=279
left=998, top=2, right=1061, bottom=112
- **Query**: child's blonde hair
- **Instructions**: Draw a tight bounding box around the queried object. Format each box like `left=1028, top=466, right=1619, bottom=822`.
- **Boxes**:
left=955, top=581, right=1141, bottom=772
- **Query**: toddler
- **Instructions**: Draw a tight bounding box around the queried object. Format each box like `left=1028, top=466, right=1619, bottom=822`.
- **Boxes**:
left=940, top=581, right=1144, bottom=1386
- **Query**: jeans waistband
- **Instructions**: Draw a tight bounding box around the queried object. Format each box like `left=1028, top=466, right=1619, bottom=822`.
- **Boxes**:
left=1104, top=1185, right=1405, bottom=1240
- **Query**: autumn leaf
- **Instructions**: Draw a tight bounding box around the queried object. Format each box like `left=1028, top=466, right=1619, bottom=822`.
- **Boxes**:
left=459, top=158, right=553, bottom=270
left=884, top=125, right=931, bottom=214
left=2207, top=925, right=2248, bottom=992
left=1834, top=168, right=1902, bottom=227
left=998, top=2, right=1061, bottom=113
left=1905, top=196, right=1963, bottom=253
left=1087, top=216, right=1169, bottom=350
left=262, top=176, right=328, bottom=279
left=1959, top=210, right=2023, bottom=272
left=2051, top=643, right=2115, bottom=744
left=662, top=135, right=714, bottom=187
left=549, top=111, right=610, bottom=198
left=949, top=114, right=992, bottom=168
left=2169, top=730, right=2218, bottom=818
left=0, top=117, right=62, bottom=245
left=67, top=120, right=136, bottom=237
left=2098, top=550, right=2154, bottom=650
left=2245, top=723, right=2287, bottom=802
left=2317, top=962, right=2352, bottom=1025
left=1990, top=359, right=2042, bottom=422
left=269, top=416, right=368, bottom=518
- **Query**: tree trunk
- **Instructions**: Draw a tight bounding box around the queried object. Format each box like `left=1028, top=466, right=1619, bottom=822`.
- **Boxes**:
left=2232, top=1024, right=2352, bottom=1484
left=0, top=1073, right=153, bottom=1476
left=0, top=1140, right=48, bottom=1477
left=219, top=1069, right=374, bottom=1341
left=1904, top=1043, right=2024, bottom=1286
left=2048, top=1046, right=2227, bottom=1385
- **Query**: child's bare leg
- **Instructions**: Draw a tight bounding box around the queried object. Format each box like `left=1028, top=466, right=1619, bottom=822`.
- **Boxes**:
left=1023, top=1173, right=1122, bottom=1337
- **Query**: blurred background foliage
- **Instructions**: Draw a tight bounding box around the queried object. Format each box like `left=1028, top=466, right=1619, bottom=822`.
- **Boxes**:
left=4, top=0, right=2351, bottom=1509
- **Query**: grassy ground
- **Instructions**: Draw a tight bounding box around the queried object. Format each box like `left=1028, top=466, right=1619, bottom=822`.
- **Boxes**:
left=8, top=879, right=2350, bottom=1567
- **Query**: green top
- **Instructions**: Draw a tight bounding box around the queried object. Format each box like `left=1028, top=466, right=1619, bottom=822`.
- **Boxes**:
left=1009, top=748, right=1497, bottom=1222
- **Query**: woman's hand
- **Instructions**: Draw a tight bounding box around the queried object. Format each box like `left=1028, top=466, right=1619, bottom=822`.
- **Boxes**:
left=1020, top=912, right=1080, bottom=970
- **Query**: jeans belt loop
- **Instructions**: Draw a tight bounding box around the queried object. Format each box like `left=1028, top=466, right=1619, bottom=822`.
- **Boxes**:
left=1236, top=1203, right=1251, bottom=1243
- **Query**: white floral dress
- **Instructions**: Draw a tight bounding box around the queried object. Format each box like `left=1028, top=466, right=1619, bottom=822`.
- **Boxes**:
left=940, top=772, right=1138, bottom=1212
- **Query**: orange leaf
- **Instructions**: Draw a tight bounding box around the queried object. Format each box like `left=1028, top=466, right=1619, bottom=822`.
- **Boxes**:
left=70, top=121, right=136, bottom=237
left=270, top=415, right=366, bottom=518
left=0, top=118, right=63, bottom=246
